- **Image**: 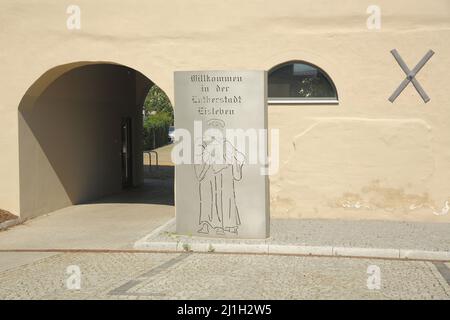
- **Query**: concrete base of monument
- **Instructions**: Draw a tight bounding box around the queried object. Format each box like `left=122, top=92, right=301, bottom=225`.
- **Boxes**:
left=134, top=218, right=450, bottom=262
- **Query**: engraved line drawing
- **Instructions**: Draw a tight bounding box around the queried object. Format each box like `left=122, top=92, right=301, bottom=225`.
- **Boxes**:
left=194, top=121, right=246, bottom=236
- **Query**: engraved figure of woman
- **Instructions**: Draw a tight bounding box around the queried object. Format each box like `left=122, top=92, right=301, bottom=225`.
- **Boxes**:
left=194, top=129, right=245, bottom=235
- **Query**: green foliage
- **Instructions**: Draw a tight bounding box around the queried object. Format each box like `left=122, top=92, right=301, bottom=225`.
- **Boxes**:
left=142, top=85, right=173, bottom=150
left=144, top=112, right=172, bottom=129
left=144, top=85, right=173, bottom=118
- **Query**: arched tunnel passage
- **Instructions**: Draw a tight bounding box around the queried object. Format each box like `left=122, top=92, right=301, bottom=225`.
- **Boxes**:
left=18, top=62, right=174, bottom=219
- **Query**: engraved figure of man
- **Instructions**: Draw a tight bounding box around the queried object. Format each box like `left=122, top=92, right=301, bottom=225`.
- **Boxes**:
left=194, top=131, right=245, bottom=235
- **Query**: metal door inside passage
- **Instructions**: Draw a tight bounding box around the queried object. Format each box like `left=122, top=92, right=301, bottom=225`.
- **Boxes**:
left=121, top=117, right=133, bottom=188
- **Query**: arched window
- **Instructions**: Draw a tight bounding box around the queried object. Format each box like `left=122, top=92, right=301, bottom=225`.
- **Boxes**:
left=268, top=61, right=338, bottom=104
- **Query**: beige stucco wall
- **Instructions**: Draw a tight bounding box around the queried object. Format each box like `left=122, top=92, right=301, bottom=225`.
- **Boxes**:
left=0, top=0, right=449, bottom=221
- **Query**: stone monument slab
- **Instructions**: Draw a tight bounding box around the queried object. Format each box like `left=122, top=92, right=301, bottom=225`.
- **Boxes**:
left=174, top=70, right=269, bottom=239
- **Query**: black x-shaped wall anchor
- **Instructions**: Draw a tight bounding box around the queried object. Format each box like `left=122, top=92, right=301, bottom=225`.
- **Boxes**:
left=389, top=49, right=434, bottom=103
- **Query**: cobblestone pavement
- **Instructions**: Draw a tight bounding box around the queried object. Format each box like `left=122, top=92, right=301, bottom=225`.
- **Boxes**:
left=0, top=252, right=449, bottom=300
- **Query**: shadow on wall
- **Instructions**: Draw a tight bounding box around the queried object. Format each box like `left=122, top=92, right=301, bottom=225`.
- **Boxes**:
left=18, top=62, right=155, bottom=219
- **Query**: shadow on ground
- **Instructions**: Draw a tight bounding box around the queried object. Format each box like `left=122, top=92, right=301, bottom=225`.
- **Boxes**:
left=92, top=166, right=174, bottom=206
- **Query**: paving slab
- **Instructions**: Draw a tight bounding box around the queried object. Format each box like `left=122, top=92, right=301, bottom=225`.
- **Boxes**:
left=0, top=179, right=174, bottom=272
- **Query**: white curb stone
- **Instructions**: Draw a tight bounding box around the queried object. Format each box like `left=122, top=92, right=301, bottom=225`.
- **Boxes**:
left=399, top=249, right=450, bottom=261
left=177, top=242, right=211, bottom=253
left=333, top=247, right=400, bottom=259
left=212, top=243, right=269, bottom=254
left=133, top=239, right=450, bottom=261
left=269, top=245, right=333, bottom=256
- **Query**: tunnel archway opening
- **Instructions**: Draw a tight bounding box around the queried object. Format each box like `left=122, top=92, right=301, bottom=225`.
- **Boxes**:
left=18, top=62, right=174, bottom=219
